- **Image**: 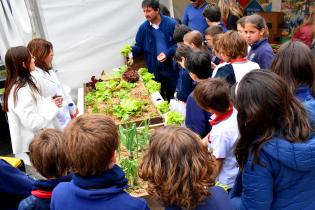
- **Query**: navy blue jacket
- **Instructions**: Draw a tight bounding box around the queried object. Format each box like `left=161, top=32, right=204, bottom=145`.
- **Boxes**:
left=0, top=160, right=34, bottom=210
left=175, top=66, right=196, bottom=102
left=132, top=15, right=177, bottom=81
left=51, top=165, right=149, bottom=210
left=185, top=93, right=211, bottom=138
left=247, top=38, right=274, bottom=69
left=230, top=95, right=315, bottom=210
left=214, top=64, right=236, bottom=86
left=18, top=175, right=72, bottom=210
left=166, top=186, right=234, bottom=210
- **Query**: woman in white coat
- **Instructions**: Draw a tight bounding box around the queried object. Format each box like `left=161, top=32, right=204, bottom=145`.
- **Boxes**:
left=2, top=46, right=60, bottom=155
left=27, top=38, right=77, bottom=130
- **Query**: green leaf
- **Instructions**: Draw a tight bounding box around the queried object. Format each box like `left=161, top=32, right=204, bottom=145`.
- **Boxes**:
left=166, top=111, right=185, bottom=125
left=156, top=101, right=170, bottom=114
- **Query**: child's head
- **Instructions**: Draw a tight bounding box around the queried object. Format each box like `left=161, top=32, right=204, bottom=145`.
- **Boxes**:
left=243, top=14, right=268, bottom=45
left=185, top=51, right=212, bottom=81
left=173, top=24, right=191, bottom=44
left=212, top=33, right=224, bottom=58
left=194, top=78, right=230, bottom=114
left=183, top=30, right=203, bottom=49
left=203, top=5, right=221, bottom=26
left=29, top=129, right=68, bottom=178
left=63, top=114, right=118, bottom=176
left=216, top=30, right=248, bottom=62
left=204, top=26, right=224, bottom=48
left=174, top=43, right=193, bottom=68
left=237, top=16, right=247, bottom=38
left=138, top=126, right=214, bottom=210
left=271, top=41, right=315, bottom=94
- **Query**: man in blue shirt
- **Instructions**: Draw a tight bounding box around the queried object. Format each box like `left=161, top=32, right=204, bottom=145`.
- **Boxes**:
left=132, top=0, right=178, bottom=101
left=182, top=0, right=208, bottom=35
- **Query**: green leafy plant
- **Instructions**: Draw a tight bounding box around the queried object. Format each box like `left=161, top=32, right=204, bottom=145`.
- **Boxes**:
left=113, top=99, right=146, bottom=121
left=120, top=44, right=132, bottom=57
left=156, top=101, right=170, bottom=114
left=166, top=111, right=185, bottom=125
left=145, top=80, right=161, bottom=94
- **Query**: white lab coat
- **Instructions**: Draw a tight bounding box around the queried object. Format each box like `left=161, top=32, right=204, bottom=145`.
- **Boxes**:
left=31, top=67, right=74, bottom=130
left=7, top=83, right=58, bottom=154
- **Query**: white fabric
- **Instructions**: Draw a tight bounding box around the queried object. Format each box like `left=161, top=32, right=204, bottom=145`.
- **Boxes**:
left=209, top=109, right=239, bottom=188
left=7, top=84, right=58, bottom=154
left=36, top=0, right=166, bottom=100
left=232, top=60, right=260, bottom=82
left=0, top=0, right=32, bottom=60
left=31, top=67, right=73, bottom=130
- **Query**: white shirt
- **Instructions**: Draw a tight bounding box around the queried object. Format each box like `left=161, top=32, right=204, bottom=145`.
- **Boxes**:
left=209, top=109, right=239, bottom=188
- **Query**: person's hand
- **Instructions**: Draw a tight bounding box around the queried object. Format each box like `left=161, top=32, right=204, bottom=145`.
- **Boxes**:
left=157, top=52, right=167, bottom=62
left=52, top=96, right=63, bottom=108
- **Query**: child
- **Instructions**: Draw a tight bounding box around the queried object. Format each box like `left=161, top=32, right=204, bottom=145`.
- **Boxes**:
left=204, top=26, right=224, bottom=65
left=51, top=114, right=149, bottom=210
left=173, top=24, right=191, bottom=44
left=138, top=126, right=234, bottom=210
left=193, top=78, right=239, bottom=191
left=0, top=159, right=34, bottom=209
left=173, top=44, right=195, bottom=102
left=244, top=14, right=274, bottom=69
left=185, top=51, right=212, bottom=138
left=202, top=5, right=227, bottom=32
left=230, top=70, right=315, bottom=210
left=183, top=30, right=207, bottom=51
left=18, top=129, right=71, bottom=210
left=236, top=16, right=251, bottom=54
left=212, top=31, right=260, bottom=85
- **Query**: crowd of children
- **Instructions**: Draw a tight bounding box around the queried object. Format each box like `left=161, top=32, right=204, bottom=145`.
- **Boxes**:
left=2, top=0, right=315, bottom=209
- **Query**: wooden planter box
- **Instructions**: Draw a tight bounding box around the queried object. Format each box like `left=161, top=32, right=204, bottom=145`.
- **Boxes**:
left=84, top=79, right=164, bottom=127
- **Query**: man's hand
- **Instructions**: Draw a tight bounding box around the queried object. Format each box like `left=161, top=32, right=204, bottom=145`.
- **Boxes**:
left=157, top=52, right=167, bottom=62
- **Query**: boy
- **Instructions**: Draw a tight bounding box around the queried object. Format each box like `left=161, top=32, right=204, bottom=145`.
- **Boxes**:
left=51, top=114, right=149, bottom=210
left=173, top=24, right=191, bottom=44
left=193, top=78, right=239, bottom=191
left=212, top=31, right=260, bottom=85
left=204, top=26, right=224, bottom=65
left=19, top=129, right=71, bottom=210
left=185, top=51, right=212, bottom=138
left=202, top=5, right=227, bottom=32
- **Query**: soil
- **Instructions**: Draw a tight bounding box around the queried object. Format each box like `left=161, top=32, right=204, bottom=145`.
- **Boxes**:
left=84, top=80, right=163, bottom=125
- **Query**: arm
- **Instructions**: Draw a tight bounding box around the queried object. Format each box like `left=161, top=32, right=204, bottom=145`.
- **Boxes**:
left=182, top=7, right=189, bottom=25
left=132, top=26, right=144, bottom=57
left=241, top=152, right=274, bottom=210
left=213, top=158, right=224, bottom=177
left=14, top=87, right=58, bottom=131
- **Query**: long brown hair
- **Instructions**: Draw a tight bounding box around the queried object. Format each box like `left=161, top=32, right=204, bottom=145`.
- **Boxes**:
left=271, top=41, right=315, bottom=95
left=27, top=38, right=53, bottom=71
left=3, top=46, right=39, bottom=112
left=234, top=70, right=311, bottom=170
left=138, top=126, right=215, bottom=210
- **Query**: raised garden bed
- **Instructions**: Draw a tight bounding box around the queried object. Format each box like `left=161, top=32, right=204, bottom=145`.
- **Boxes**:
left=84, top=77, right=164, bottom=127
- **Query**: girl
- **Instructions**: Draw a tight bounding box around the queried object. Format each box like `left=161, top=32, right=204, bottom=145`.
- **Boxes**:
left=230, top=70, right=315, bottom=210
left=244, top=14, right=274, bottom=69
left=27, top=38, right=77, bottom=130
left=3, top=46, right=59, bottom=156
left=139, top=126, right=233, bottom=210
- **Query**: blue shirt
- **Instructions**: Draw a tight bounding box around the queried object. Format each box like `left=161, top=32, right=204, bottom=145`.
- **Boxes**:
left=182, top=3, right=208, bottom=35
left=175, top=66, right=196, bottom=102
left=152, top=27, right=168, bottom=55
left=185, top=92, right=211, bottom=138
left=248, top=38, right=274, bottom=69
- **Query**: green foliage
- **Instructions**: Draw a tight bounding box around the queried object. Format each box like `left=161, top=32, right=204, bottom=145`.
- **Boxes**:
left=118, top=121, right=150, bottom=189
left=145, top=80, right=161, bottom=94
left=166, top=111, right=185, bottom=125
left=119, top=80, right=136, bottom=89
left=156, top=101, right=170, bottom=114
left=85, top=91, right=96, bottom=105
left=120, top=44, right=132, bottom=57
left=113, top=65, right=128, bottom=78
left=113, top=99, right=146, bottom=121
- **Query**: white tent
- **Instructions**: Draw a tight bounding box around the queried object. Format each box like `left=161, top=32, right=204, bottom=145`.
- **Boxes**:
left=0, top=0, right=174, bottom=100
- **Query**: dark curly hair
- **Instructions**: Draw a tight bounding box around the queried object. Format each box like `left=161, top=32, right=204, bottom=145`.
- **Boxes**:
left=138, top=126, right=215, bottom=210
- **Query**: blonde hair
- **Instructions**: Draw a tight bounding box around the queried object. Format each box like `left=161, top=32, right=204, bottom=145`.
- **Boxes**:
left=218, top=0, right=243, bottom=22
